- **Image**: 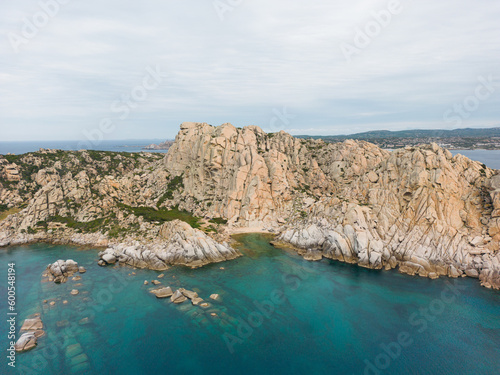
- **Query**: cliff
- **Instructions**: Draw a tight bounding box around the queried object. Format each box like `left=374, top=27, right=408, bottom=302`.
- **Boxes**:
left=1, top=123, right=499, bottom=289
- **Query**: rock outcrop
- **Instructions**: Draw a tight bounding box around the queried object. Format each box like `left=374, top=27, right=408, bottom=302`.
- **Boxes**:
left=277, top=144, right=500, bottom=288
left=44, top=259, right=80, bottom=283
left=150, top=286, right=173, bottom=298
left=1, top=122, right=500, bottom=289
left=98, top=220, right=240, bottom=269
left=164, top=122, right=387, bottom=227
left=15, top=332, right=37, bottom=352
left=16, top=316, right=44, bottom=352
left=171, top=289, right=187, bottom=304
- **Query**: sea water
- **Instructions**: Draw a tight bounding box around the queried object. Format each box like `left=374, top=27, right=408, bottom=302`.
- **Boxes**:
left=1, top=234, right=499, bottom=374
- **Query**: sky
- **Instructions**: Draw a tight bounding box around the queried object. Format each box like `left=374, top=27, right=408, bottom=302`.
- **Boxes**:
left=0, top=0, right=499, bottom=141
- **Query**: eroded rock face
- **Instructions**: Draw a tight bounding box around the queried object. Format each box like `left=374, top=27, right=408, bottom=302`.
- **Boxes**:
left=98, top=220, right=241, bottom=269
left=277, top=144, right=500, bottom=288
left=2, top=123, right=500, bottom=289
left=164, top=122, right=387, bottom=226
left=2, top=162, right=21, bottom=181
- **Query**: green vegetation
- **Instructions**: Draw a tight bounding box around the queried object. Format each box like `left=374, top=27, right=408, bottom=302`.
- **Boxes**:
left=0, top=207, right=20, bottom=221
left=203, top=225, right=217, bottom=233
left=47, top=215, right=106, bottom=233
left=209, top=217, right=228, bottom=225
left=119, top=203, right=201, bottom=228
left=157, top=175, right=184, bottom=207
left=108, top=222, right=140, bottom=238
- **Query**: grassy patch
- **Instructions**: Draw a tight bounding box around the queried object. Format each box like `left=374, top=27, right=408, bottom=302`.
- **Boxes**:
left=157, top=175, right=184, bottom=207
left=47, top=215, right=106, bottom=233
left=119, top=204, right=200, bottom=228
left=0, top=207, right=21, bottom=221
left=203, top=225, right=217, bottom=233
left=209, top=217, right=228, bottom=225
left=108, top=222, right=140, bottom=238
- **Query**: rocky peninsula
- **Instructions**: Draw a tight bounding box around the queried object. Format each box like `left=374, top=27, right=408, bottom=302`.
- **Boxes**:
left=1, top=122, right=499, bottom=290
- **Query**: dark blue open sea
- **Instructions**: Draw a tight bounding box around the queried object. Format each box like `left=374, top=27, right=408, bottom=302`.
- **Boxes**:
left=1, top=234, right=499, bottom=374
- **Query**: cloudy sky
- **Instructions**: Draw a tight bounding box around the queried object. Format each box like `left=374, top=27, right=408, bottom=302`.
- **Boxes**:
left=1, top=0, right=499, bottom=141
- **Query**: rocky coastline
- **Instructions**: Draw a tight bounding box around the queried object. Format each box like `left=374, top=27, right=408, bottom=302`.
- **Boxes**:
left=1, top=122, right=499, bottom=290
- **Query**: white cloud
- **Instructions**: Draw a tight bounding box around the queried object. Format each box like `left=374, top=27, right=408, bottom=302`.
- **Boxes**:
left=0, top=0, right=499, bottom=140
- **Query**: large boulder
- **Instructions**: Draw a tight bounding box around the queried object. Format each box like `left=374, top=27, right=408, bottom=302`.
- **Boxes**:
left=15, top=332, right=37, bottom=352
left=99, top=220, right=241, bottom=270
left=170, top=289, right=187, bottom=304
left=45, top=260, right=79, bottom=283
left=150, top=287, right=173, bottom=298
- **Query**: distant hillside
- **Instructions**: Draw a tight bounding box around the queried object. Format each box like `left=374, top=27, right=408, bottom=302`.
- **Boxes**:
left=297, top=127, right=500, bottom=140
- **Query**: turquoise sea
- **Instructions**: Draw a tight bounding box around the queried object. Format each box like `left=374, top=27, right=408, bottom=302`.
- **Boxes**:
left=1, top=234, right=499, bottom=375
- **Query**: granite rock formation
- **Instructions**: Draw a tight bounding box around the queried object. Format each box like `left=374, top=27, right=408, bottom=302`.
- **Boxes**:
left=1, top=123, right=499, bottom=289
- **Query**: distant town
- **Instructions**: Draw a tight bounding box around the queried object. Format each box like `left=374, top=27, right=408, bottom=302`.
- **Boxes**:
left=144, top=127, right=500, bottom=151
left=298, top=127, right=500, bottom=150
left=325, top=136, right=500, bottom=150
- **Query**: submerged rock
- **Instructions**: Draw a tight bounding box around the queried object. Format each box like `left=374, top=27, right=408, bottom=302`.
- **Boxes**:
left=20, top=317, right=43, bottom=331
left=16, top=316, right=44, bottom=352
left=191, top=297, right=203, bottom=305
left=150, top=287, right=173, bottom=298
left=15, top=332, right=37, bottom=352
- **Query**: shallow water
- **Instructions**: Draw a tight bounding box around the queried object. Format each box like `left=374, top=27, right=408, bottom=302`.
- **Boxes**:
left=1, top=234, right=499, bottom=375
